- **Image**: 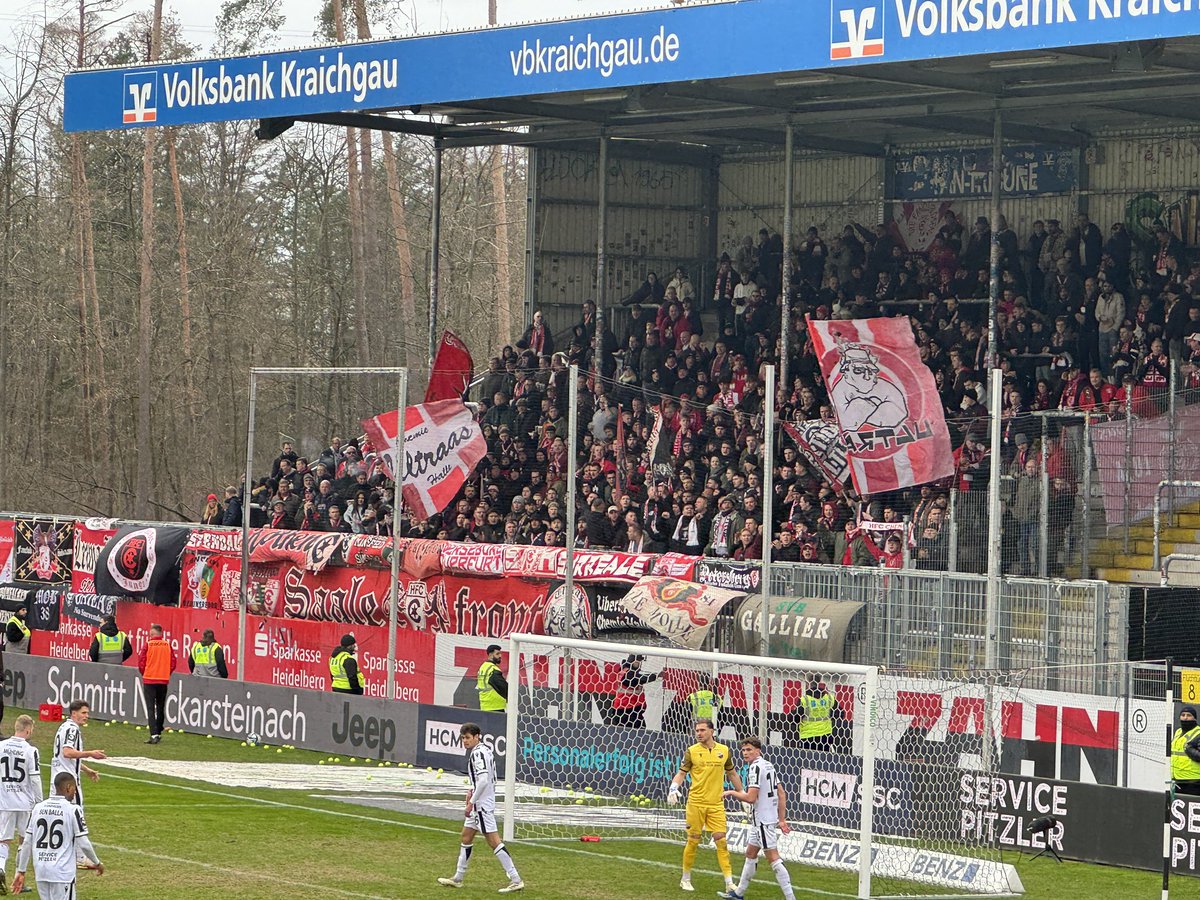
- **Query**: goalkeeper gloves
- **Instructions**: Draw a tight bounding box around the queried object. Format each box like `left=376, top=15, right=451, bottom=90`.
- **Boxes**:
left=667, top=785, right=681, bottom=806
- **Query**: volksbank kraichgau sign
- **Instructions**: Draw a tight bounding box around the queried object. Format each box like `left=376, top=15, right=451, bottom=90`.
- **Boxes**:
left=64, top=0, right=1200, bottom=132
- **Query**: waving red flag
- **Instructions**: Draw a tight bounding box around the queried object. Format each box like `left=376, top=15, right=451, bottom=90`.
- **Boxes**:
left=807, top=316, right=954, bottom=494
left=362, top=399, right=486, bottom=521
left=426, top=331, right=474, bottom=403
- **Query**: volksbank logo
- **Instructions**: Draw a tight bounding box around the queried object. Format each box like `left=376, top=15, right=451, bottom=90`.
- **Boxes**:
left=830, top=0, right=885, bottom=59
left=123, top=70, right=158, bottom=124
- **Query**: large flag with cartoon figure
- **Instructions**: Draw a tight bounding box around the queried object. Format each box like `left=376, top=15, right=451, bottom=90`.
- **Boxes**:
left=807, top=316, right=954, bottom=494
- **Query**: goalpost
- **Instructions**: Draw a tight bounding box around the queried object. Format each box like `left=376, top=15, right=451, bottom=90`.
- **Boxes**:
left=503, top=633, right=1025, bottom=900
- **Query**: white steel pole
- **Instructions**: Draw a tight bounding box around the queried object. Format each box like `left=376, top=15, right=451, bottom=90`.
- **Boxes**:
left=503, top=635, right=521, bottom=842
left=386, top=368, right=408, bottom=700
left=857, top=665, right=879, bottom=900
left=985, top=368, right=1003, bottom=670
left=237, top=372, right=257, bottom=682
left=759, top=365, right=776, bottom=738
left=563, top=364, right=579, bottom=718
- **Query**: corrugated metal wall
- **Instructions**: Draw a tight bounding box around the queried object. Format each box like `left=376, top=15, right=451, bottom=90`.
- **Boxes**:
left=530, top=128, right=1200, bottom=339
left=533, top=148, right=710, bottom=338
left=717, top=151, right=882, bottom=253
left=1088, top=129, right=1200, bottom=252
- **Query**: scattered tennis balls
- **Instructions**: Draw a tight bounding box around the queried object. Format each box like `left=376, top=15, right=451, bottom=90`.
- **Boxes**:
left=319, top=760, right=326, bottom=765
left=575, top=799, right=585, bottom=805
left=240, top=742, right=247, bottom=747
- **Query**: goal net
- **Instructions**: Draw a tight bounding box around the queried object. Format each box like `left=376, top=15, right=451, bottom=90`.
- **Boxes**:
left=503, top=633, right=1026, bottom=898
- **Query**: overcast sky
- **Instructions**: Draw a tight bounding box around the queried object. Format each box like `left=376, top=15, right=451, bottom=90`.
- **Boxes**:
left=2, top=0, right=682, bottom=55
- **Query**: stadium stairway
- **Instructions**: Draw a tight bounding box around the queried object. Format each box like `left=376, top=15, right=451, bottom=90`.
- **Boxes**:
left=1074, top=500, right=1200, bottom=585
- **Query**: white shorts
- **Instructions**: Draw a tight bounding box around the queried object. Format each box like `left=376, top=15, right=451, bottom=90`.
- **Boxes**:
left=747, top=822, right=779, bottom=851
left=0, top=809, right=28, bottom=841
left=464, top=807, right=498, bottom=835
left=34, top=881, right=76, bottom=900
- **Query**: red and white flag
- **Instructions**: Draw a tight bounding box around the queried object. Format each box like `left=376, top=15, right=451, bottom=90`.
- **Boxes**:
left=361, top=399, right=487, bottom=521
left=425, top=330, right=474, bottom=403
left=782, top=420, right=851, bottom=494
left=807, top=316, right=954, bottom=494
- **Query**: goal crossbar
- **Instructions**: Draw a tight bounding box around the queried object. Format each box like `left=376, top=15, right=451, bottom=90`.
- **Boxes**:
left=502, top=633, right=880, bottom=898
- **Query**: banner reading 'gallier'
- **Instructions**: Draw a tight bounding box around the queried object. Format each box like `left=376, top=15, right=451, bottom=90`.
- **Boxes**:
left=807, top=316, right=954, bottom=494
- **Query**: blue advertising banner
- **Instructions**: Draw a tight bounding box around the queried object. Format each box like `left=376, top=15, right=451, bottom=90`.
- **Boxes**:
left=894, top=146, right=1079, bottom=199
left=417, top=705, right=509, bottom=777
left=63, top=0, right=1200, bottom=133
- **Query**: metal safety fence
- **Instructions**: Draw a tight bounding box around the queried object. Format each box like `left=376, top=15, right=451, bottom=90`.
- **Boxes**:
left=764, top=562, right=1127, bottom=695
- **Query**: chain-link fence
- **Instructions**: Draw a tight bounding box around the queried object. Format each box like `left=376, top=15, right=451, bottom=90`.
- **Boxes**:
left=759, top=562, right=1127, bottom=694
left=918, top=373, right=1200, bottom=582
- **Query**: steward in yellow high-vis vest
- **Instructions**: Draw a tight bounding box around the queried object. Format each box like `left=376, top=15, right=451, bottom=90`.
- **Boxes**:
left=4, top=607, right=30, bottom=654
left=477, top=644, right=508, bottom=711
left=798, top=682, right=835, bottom=753
left=189, top=629, right=228, bottom=678
left=88, top=615, right=132, bottom=665
left=330, top=633, right=364, bottom=695
left=1173, top=706, right=1200, bottom=795
left=687, top=676, right=721, bottom=727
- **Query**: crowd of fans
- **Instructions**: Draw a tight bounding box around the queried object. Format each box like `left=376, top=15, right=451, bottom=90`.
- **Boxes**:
left=205, top=211, right=1200, bottom=579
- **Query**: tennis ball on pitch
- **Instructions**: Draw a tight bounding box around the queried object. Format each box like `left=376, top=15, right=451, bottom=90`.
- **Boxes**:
left=334, top=757, right=341, bottom=763
left=576, top=799, right=585, bottom=805
left=206, top=734, right=213, bottom=739
left=276, top=749, right=282, bottom=754
left=104, top=722, right=111, bottom=727
left=584, top=786, right=593, bottom=792
left=241, top=741, right=247, bottom=747
left=366, top=774, right=373, bottom=780
left=319, top=760, right=326, bottom=765
left=641, top=799, right=652, bottom=807
left=437, top=768, right=443, bottom=774
left=122, top=720, right=129, bottom=725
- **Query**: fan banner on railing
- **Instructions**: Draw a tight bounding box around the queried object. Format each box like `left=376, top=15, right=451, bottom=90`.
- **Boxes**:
left=93, top=525, right=190, bottom=604
left=782, top=420, right=851, bottom=495
left=362, top=398, right=487, bottom=521
left=618, top=575, right=745, bottom=650
left=11, top=518, right=74, bottom=587
left=425, top=330, right=475, bottom=403
left=0, top=519, right=12, bottom=584
left=807, top=316, right=954, bottom=494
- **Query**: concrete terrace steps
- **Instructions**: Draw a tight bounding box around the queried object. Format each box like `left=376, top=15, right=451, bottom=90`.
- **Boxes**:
left=1079, top=499, right=1200, bottom=585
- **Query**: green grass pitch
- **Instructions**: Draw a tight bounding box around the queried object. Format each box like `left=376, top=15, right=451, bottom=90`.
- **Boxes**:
left=8, top=707, right=1199, bottom=899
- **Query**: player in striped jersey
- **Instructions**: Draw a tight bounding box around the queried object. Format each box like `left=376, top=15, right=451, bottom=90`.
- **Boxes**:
left=50, top=702, right=105, bottom=809
left=0, top=715, right=42, bottom=893
left=437, top=722, right=524, bottom=893
left=12, top=773, right=104, bottom=899
left=718, top=737, right=795, bottom=900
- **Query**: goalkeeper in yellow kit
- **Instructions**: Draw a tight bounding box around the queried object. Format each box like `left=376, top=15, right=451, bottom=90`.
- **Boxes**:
left=668, top=718, right=744, bottom=893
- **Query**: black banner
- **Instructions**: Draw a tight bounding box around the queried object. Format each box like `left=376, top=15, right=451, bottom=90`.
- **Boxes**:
left=544, top=581, right=653, bottom=639
left=61, top=592, right=120, bottom=628
left=694, top=559, right=761, bottom=593
left=26, top=587, right=61, bottom=632
left=94, top=525, right=189, bottom=605
left=10, top=518, right=73, bottom=587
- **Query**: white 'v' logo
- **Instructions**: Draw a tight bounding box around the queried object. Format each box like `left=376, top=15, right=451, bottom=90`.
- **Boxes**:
left=839, top=7, right=876, bottom=57
left=129, top=82, right=153, bottom=119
